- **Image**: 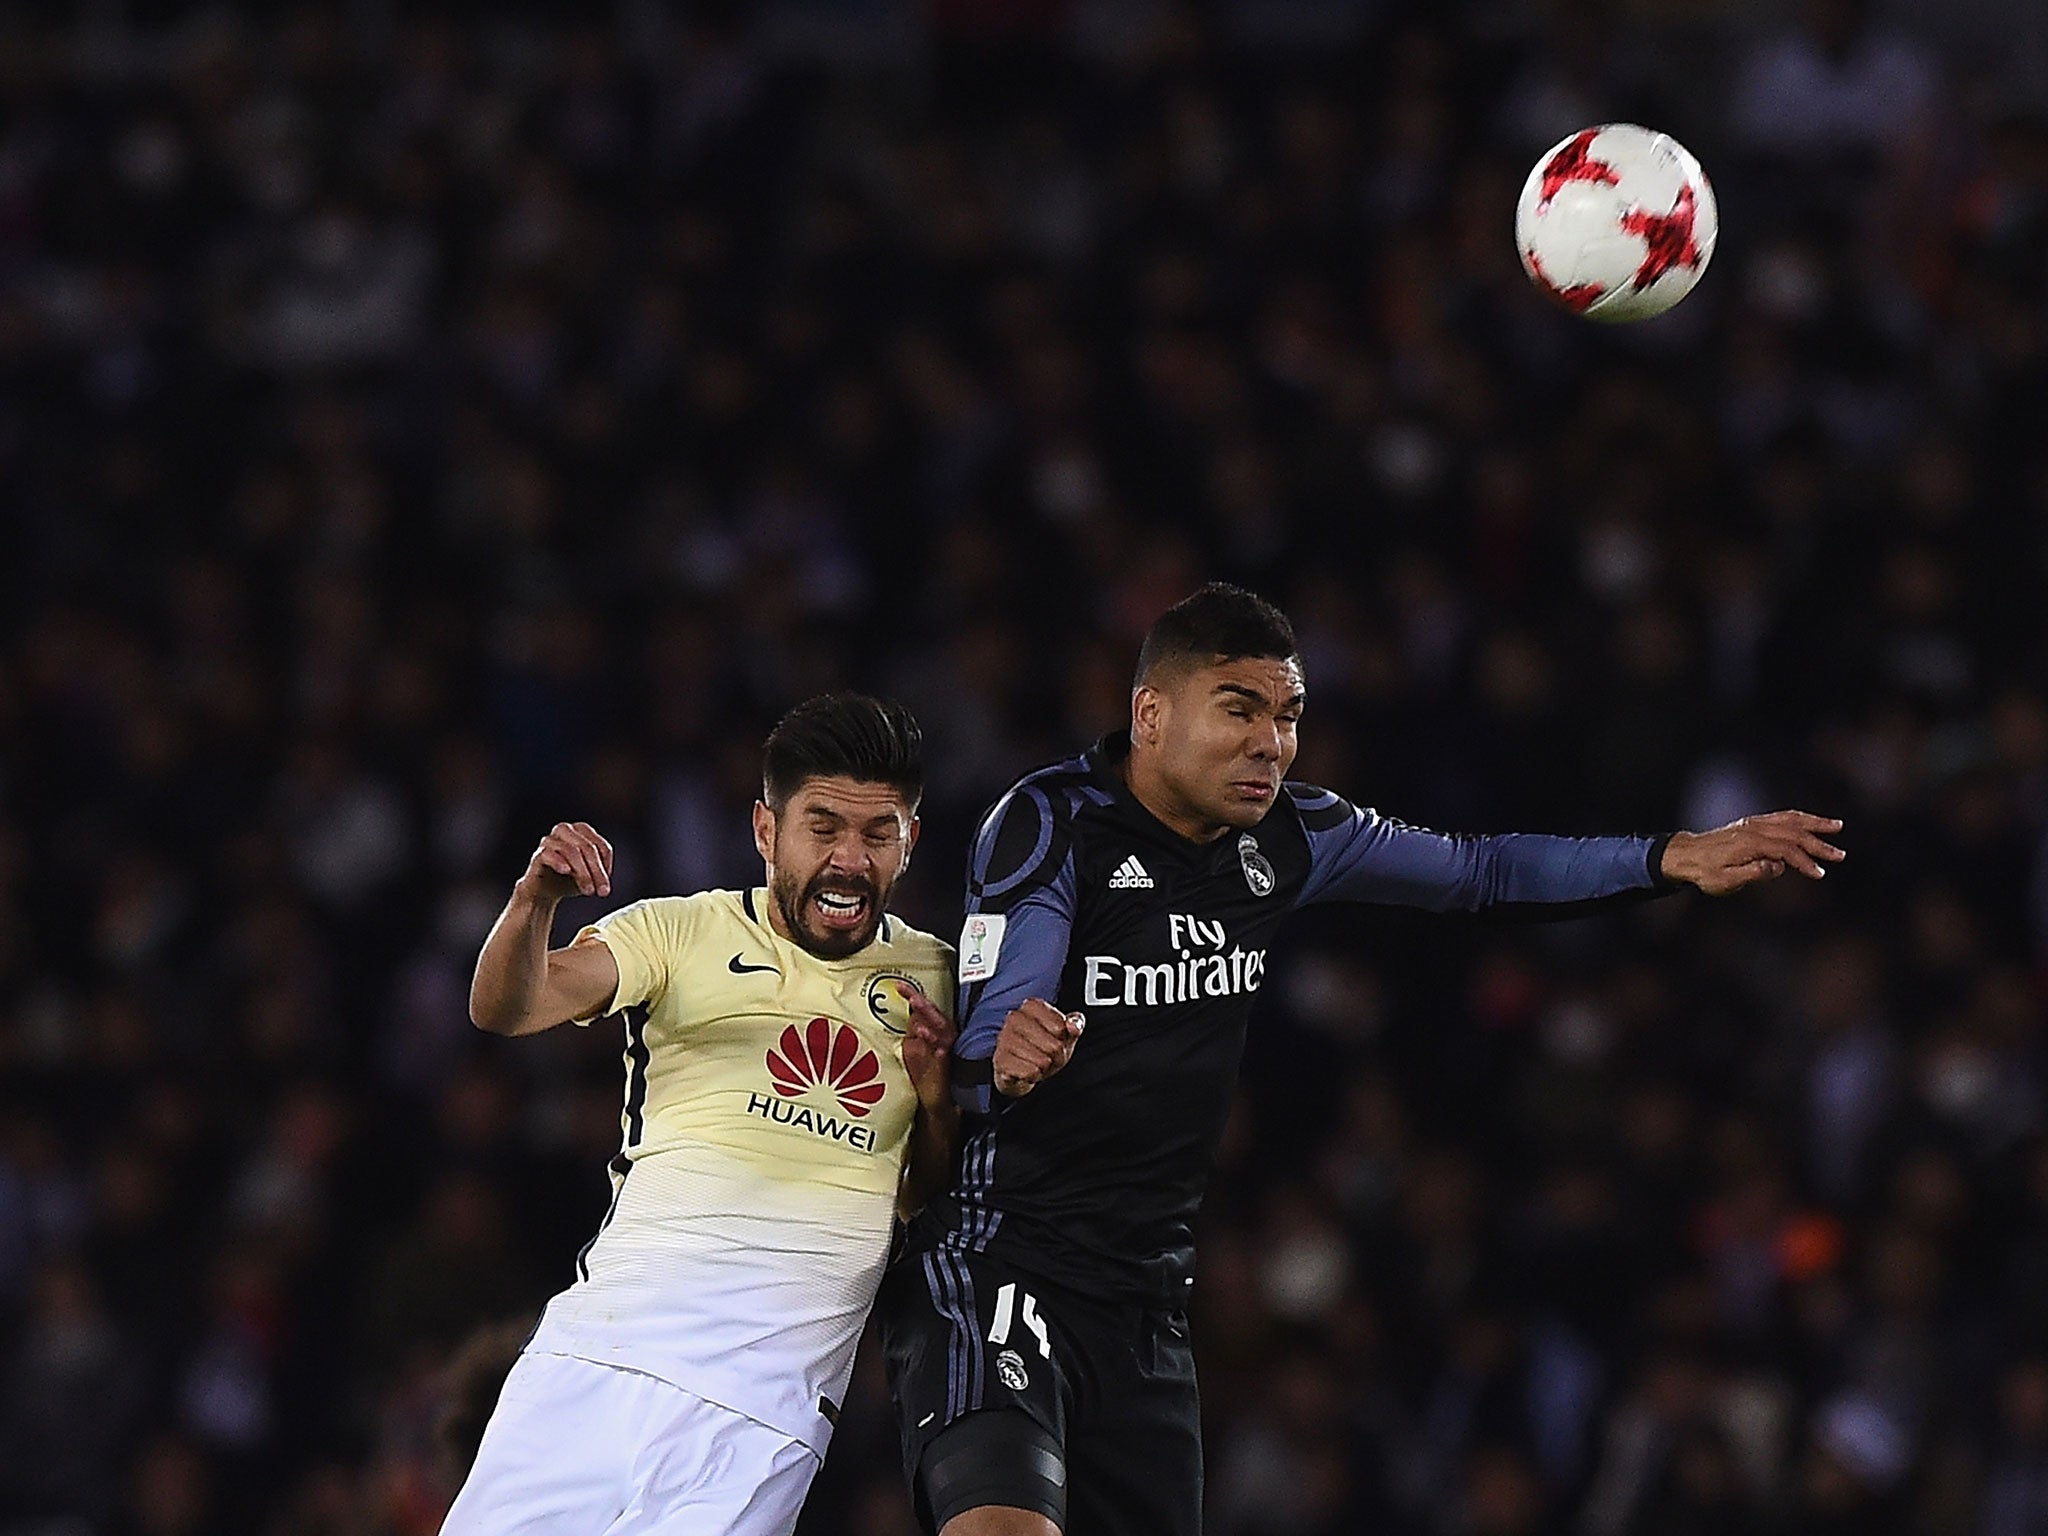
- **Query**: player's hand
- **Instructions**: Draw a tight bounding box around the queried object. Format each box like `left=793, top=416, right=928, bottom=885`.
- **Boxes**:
left=1661, top=812, right=1844, bottom=895
left=992, top=999, right=1084, bottom=1098
left=517, top=822, right=614, bottom=902
left=900, top=987, right=958, bottom=1116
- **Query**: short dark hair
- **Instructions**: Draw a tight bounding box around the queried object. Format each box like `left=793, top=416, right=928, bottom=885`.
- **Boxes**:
left=761, top=693, right=924, bottom=811
left=1134, top=582, right=1300, bottom=688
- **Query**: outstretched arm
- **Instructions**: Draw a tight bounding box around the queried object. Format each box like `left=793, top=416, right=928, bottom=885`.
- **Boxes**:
left=1290, top=787, right=1843, bottom=911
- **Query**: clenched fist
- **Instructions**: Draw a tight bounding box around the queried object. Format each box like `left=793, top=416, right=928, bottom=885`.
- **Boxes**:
left=518, top=822, right=615, bottom=901
left=993, top=999, right=1085, bottom=1098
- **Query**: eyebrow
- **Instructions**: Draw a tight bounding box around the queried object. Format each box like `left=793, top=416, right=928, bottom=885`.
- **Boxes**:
left=1215, top=683, right=1307, bottom=711
left=801, top=804, right=902, bottom=829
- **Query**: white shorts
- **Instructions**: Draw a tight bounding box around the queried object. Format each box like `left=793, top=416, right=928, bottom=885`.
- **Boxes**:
left=440, top=1351, right=821, bottom=1536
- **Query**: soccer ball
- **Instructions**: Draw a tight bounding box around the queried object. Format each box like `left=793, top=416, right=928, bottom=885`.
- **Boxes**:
left=1515, top=123, right=1718, bottom=323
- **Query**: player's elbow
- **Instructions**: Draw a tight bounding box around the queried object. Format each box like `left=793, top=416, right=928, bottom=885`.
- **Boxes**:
left=468, top=991, right=525, bottom=1036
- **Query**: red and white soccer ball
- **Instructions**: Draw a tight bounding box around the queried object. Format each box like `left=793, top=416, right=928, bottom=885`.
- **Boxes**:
left=1515, top=123, right=1718, bottom=323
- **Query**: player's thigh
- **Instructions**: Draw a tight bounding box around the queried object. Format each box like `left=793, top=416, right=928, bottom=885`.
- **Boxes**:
left=1064, top=1316, right=1202, bottom=1536
left=923, top=1410, right=1067, bottom=1536
left=612, top=1388, right=818, bottom=1536
left=938, top=1502, right=1061, bottom=1536
left=878, top=1253, right=1073, bottom=1532
left=440, top=1352, right=635, bottom=1534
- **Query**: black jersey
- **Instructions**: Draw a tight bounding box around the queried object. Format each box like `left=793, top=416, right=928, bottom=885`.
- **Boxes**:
left=910, top=732, right=1673, bottom=1306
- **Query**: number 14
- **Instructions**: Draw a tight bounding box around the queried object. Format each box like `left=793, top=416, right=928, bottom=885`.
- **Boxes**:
left=987, top=1282, right=1052, bottom=1359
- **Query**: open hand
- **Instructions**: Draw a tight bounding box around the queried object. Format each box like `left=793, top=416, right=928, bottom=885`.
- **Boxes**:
left=993, top=999, right=1085, bottom=1098
left=1661, top=812, right=1844, bottom=896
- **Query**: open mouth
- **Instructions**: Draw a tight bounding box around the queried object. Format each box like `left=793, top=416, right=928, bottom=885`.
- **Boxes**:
left=811, top=889, right=871, bottom=931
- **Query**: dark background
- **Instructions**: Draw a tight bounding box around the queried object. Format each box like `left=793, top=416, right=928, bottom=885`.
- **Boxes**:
left=2, top=1, right=2047, bottom=1532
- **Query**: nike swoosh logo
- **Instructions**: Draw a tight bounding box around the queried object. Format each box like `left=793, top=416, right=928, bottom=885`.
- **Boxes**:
left=728, top=954, right=778, bottom=975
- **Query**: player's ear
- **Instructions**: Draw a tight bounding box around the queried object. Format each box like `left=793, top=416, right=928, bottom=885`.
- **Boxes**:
left=751, top=800, right=776, bottom=866
left=1132, top=684, right=1163, bottom=747
left=903, top=814, right=921, bottom=868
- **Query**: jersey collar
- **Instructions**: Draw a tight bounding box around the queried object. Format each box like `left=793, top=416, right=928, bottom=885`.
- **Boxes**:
left=1085, top=730, right=1242, bottom=855
left=1085, top=731, right=1141, bottom=815
left=1085, top=728, right=1132, bottom=779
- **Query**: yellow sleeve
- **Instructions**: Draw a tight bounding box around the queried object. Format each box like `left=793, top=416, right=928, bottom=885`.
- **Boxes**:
left=572, top=897, right=694, bottom=1023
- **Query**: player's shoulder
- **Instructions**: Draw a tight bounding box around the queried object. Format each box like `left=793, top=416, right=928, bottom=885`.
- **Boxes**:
left=969, top=750, right=1111, bottom=892
left=597, top=889, right=747, bottom=945
left=874, top=914, right=957, bottom=973
left=613, top=889, right=743, bottom=918
left=1280, top=780, right=1371, bottom=833
left=991, top=750, right=1107, bottom=821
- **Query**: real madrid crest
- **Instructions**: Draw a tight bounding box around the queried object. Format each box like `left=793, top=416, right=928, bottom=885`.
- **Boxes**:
left=996, top=1349, right=1030, bottom=1391
left=1238, top=833, right=1275, bottom=897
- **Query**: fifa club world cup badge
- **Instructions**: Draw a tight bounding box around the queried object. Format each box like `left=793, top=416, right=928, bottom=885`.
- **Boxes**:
left=959, top=912, right=1007, bottom=984
left=1238, top=834, right=1276, bottom=897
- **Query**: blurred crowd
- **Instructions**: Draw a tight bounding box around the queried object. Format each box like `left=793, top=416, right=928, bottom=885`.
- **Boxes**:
left=2, top=0, right=2047, bottom=1532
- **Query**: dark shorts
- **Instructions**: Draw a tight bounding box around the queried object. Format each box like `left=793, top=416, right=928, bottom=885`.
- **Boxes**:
left=877, top=1246, right=1201, bottom=1536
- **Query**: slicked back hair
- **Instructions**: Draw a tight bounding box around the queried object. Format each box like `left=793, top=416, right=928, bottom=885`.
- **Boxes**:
left=1134, top=582, right=1301, bottom=690
left=761, top=693, right=924, bottom=812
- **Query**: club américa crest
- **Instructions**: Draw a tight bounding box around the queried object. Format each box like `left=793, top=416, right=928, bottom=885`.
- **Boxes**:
left=863, top=971, right=925, bottom=1036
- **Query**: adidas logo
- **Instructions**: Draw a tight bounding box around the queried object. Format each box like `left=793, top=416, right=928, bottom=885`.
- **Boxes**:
left=1107, top=855, right=1154, bottom=890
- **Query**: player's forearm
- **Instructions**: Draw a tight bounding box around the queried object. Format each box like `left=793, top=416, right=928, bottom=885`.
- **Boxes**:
left=898, top=1102, right=962, bottom=1219
left=1461, top=831, right=1669, bottom=908
left=1304, top=800, right=1668, bottom=911
left=1451, top=832, right=1677, bottom=922
left=471, top=883, right=566, bottom=1035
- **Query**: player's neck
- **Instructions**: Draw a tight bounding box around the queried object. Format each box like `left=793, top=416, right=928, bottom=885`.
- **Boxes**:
left=762, top=889, right=796, bottom=943
left=1120, top=754, right=1231, bottom=845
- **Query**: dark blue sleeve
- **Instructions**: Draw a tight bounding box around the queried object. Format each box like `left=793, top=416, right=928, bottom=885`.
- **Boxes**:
left=951, top=784, right=1079, bottom=1115
left=1289, top=784, right=1673, bottom=912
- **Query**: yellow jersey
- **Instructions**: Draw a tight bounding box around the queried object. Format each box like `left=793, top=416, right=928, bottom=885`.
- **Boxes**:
left=523, top=887, right=955, bottom=1455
